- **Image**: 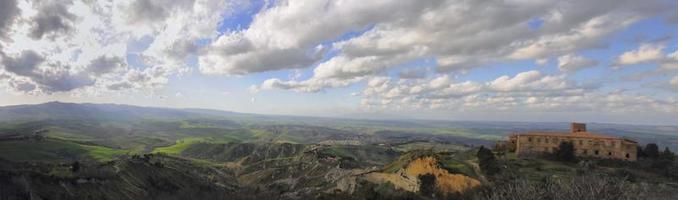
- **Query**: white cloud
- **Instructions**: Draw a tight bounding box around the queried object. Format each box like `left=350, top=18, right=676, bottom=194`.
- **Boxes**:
left=350, top=68, right=678, bottom=117
left=247, top=0, right=674, bottom=93
left=199, top=0, right=438, bottom=75
left=398, top=68, right=427, bottom=79
left=0, top=0, right=232, bottom=94
left=557, top=54, right=598, bottom=72
left=488, top=70, right=569, bottom=92
left=671, top=76, right=678, bottom=90
left=508, top=13, right=640, bottom=60
left=535, top=58, right=549, bottom=66
left=615, top=43, right=665, bottom=66
left=361, top=70, right=577, bottom=107
left=359, top=74, right=677, bottom=115
left=28, top=0, right=77, bottom=40
left=0, top=0, right=20, bottom=39
left=252, top=76, right=364, bottom=93
left=0, top=0, right=676, bottom=121
left=661, top=50, right=678, bottom=71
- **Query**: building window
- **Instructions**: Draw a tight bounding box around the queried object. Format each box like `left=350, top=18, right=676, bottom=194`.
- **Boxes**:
left=579, top=140, right=583, bottom=145
left=594, top=150, right=599, bottom=155
left=583, top=149, right=588, bottom=155
left=537, top=138, right=541, bottom=143
left=545, top=138, right=549, bottom=143
left=608, top=152, right=612, bottom=156
left=625, top=153, right=630, bottom=158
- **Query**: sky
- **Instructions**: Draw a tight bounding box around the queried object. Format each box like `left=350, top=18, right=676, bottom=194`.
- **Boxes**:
left=0, top=0, right=678, bottom=125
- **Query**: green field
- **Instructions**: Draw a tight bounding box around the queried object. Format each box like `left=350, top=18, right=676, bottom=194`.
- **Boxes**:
left=152, top=137, right=210, bottom=154
left=0, top=138, right=127, bottom=162
left=151, top=131, right=256, bottom=155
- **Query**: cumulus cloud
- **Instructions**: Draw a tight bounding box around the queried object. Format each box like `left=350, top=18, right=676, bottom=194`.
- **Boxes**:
left=198, top=0, right=442, bottom=75
left=199, top=33, right=325, bottom=75
left=662, top=51, right=678, bottom=71
left=251, top=76, right=364, bottom=93
left=671, top=76, right=678, bottom=90
left=0, top=50, right=96, bottom=93
left=86, top=56, right=125, bottom=75
left=0, top=0, right=20, bottom=39
left=126, top=0, right=182, bottom=23
left=1, top=50, right=44, bottom=76
left=557, top=54, right=598, bottom=72
left=0, top=0, right=232, bottom=94
left=361, top=70, right=577, bottom=105
left=489, top=70, right=570, bottom=92
left=357, top=70, right=676, bottom=115
left=29, top=0, right=77, bottom=40
left=617, top=44, right=678, bottom=81
left=615, top=43, right=665, bottom=66
left=0, top=0, right=676, bottom=120
left=398, top=68, right=427, bottom=79
left=247, top=0, right=675, bottom=93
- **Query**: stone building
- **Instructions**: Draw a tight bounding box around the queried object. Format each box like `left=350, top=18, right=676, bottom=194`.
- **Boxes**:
left=507, top=123, right=638, bottom=161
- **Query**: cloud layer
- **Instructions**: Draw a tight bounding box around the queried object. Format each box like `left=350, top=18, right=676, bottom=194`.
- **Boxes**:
left=0, top=0, right=677, bottom=121
left=0, top=0, right=229, bottom=94
left=250, top=0, right=675, bottom=91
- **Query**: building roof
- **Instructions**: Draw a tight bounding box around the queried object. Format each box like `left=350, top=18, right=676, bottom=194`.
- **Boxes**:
left=514, top=131, right=633, bottom=141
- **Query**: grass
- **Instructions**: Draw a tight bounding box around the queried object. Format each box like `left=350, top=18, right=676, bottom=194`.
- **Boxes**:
left=81, top=144, right=128, bottom=162
left=0, top=138, right=127, bottom=162
left=152, top=137, right=209, bottom=155
left=322, top=146, right=356, bottom=158
left=151, top=127, right=258, bottom=154
left=252, top=129, right=273, bottom=139
left=503, top=153, right=578, bottom=182
left=439, top=159, right=479, bottom=178
left=394, top=142, right=468, bottom=152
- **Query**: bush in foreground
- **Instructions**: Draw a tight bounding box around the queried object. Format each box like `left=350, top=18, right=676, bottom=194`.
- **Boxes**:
left=481, top=175, right=676, bottom=200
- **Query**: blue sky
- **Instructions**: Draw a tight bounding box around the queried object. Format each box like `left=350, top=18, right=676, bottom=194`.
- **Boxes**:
left=0, top=0, right=677, bottom=125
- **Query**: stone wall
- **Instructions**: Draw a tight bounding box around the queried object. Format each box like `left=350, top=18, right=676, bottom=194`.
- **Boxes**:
left=515, top=135, right=637, bottom=161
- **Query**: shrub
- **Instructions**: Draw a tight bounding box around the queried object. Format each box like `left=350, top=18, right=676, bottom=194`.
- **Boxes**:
left=481, top=175, right=677, bottom=200
left=660, top=148, right=674, bottom=162
left=644, top=144, right=659, bottom=159
left=554, top=141, right=576, bottom=162
left=477, top=146, right=500, bottom=176
left=71, top=161, right=80, bottom=172
left=418, top=173, right=437, bottom=197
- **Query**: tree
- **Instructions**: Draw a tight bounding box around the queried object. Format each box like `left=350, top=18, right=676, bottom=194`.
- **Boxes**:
left=418, top=173, right=437, bottom=197
left=71, top=161, right=80, bottom=172
left=645, top=143, right=659, bottom=159
left=660, top=147, right=674, bottom=162
left=477, top=146, right=500, bottom=176
left=637, top=146, right=646, bottom=158
left=554, top=141, right=576, bottom=162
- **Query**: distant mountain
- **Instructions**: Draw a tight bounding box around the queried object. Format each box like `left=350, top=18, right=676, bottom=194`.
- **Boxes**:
left=0, top=102, right=675, bottom=151
left=0, top=101, right=242, bottom=122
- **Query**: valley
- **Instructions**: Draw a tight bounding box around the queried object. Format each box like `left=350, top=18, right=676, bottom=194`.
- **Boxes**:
left=0, top=102, right=677, bottom=199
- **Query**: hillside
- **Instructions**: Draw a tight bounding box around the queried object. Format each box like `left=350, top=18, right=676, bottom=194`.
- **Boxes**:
left=0, top=154, right=250, bottom=200
left=0, top=102, right=677, bottom=199
left=1, top=102, right=675, bottom=151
